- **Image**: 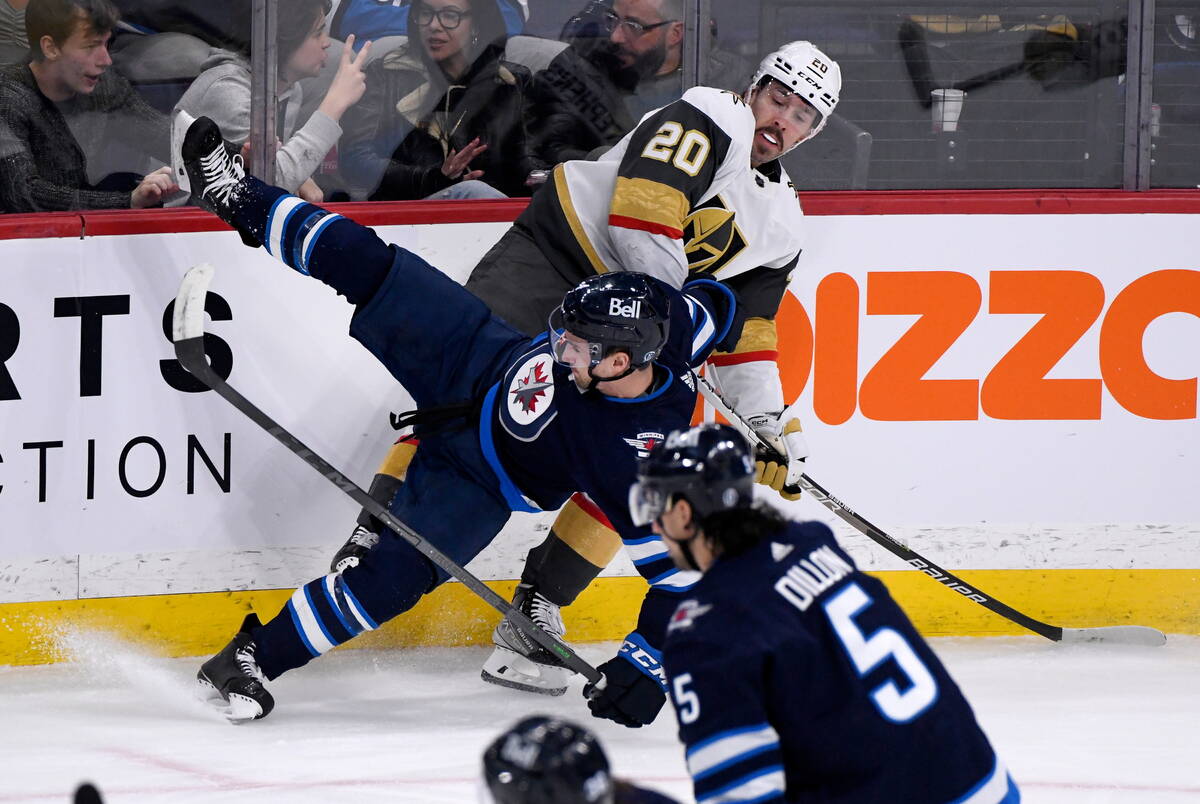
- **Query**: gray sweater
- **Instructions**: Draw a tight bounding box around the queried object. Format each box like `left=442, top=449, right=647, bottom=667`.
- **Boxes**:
left=175, top=50, right=341, bottom=193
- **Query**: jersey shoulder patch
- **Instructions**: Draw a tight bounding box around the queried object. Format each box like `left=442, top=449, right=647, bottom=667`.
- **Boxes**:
left=500, top=346, right=558, bottom=442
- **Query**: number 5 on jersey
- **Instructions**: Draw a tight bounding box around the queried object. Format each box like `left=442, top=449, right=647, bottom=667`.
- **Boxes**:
left=824, top=582, right=939, bottom=723
left=641, top=122, right=712, bottom=176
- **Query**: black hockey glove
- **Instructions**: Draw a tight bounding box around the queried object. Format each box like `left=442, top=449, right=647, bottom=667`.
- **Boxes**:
left=584, top=654, right=667, bottom=728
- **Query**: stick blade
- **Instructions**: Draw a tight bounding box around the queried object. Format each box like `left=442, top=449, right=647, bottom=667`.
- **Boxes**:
left=1059, top=625, right=1167, bottom=646
left=173, top=263, right=215, bottom=343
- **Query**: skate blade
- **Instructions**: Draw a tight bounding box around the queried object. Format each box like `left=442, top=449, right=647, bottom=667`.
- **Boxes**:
left=171, top=110, right=195, bottom=194
left=195, top=674, right=264, bottom=723
left=480, top=645, right=568, bottom=696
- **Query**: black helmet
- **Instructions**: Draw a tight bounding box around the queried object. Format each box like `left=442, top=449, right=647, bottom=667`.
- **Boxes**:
left=548, top=272, right=670, bottom=370
left=482, top=716, right=614, bottom=804
left=629, top=423, right=755, bottom=526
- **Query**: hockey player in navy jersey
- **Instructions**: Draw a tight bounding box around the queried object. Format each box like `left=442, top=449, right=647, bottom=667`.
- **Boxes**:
left=178, top=113, right=741, bottom=725
left=629, top=424, right=1022, bottom=804
left=399, top=39, right=836, bottom=697
left=482, top=715, right=681, bottom=804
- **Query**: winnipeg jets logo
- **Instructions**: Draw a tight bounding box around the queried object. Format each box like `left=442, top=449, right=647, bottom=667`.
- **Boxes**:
left=667, top=599, right=713, bottom=634
left=623, top=431, right=664, bottom=458
left=511, top=360, right=552, bottom=414
left=506, top=354, right=556, bottom=428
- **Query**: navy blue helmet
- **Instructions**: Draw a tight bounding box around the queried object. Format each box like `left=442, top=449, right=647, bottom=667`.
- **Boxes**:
left=548, top=273, right=670, bottom=370
left=482, top=716, right=614, bottom=804
left=629, top=423, right=755, bottom=526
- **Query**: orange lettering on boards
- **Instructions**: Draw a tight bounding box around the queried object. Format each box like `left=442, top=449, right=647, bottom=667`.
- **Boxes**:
left=1100, top=269, right=1200, bottom=420
left=859, top=271, right=981, bottom=421
left=982, top=270, right=1104, bottom=420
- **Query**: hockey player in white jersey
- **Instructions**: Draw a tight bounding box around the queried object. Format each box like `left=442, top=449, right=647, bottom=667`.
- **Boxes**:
left=337, top=41, right=843, bottom=701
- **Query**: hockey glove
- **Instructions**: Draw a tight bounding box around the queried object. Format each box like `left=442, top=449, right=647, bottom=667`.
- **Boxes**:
left=747, top=412, right=808, bottom=501
left=584, top=643, right=667, bottom=728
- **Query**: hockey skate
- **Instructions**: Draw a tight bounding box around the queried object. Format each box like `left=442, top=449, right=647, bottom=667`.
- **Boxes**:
left=174, top=111, right=248, bottom=223
left=331, top=524, right=380, bottom=573
left=196, top=612, right=274, bottom=723
left=481, top=583, right=571, bottom=696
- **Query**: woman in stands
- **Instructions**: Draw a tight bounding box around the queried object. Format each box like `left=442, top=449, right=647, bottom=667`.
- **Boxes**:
left=174, top=0, right=371, bottom=202
left=343, top=0, right=537, bottom=201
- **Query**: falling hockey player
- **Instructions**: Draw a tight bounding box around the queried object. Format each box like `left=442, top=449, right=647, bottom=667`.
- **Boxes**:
left=176, top=112, right=742, bottom=726
left=630, top=423, right=1022, bottom=804
left=332, top=40, right=842, bottom=698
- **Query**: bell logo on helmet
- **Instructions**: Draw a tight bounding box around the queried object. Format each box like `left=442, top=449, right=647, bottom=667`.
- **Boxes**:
left=608, top=298, right=642, bottom=318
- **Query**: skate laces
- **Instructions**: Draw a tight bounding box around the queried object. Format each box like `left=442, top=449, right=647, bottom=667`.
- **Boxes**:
left=348, top=526, right=380, bottom=549
left=235, top=642, right=266, bottom=684
left=199, top=143, right=245, bottom=205
left=525, top=591, right=565, bottom=638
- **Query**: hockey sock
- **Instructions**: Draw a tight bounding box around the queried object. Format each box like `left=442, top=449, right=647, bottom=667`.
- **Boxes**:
left=230, top=176, right=396, bottom=305
left=252, top=572, right=381, bottom=680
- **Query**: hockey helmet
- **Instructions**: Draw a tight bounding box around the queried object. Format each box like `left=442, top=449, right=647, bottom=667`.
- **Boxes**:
left=629, top=423, right=755, bottom=526
left=748, top=40, right=842, bottom=143
left=482, top=716, right=615, bottom=804
left=548, top=272, right=670, bottom=370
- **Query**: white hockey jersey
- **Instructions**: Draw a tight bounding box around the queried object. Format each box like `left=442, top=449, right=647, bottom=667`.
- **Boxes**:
left=521, top=86, right=807, bottom=416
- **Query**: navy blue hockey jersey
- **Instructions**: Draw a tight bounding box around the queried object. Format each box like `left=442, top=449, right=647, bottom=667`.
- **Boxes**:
left=662, top=520, right=1020, bottom=804
left=482, top=278, right=736, bottom=611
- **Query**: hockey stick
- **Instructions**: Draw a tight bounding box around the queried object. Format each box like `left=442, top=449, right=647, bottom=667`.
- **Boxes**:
left=172, top=264, right=603, bottom=684
left=695, top=372, right=1166, bottom=646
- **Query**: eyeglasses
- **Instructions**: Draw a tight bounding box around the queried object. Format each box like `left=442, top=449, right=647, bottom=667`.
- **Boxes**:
left=415, top=6, right=471, bottom=30
left=601, top=10, right=676, bottom=37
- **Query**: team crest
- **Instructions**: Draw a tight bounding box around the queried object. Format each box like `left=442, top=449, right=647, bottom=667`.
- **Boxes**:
left=667, top=599, right=713, bottom=634
left=683, top=195, right=747, bottom=276
left=506, top=353, right=555, bottom=425
left=623, top=431, right=664, bottom=458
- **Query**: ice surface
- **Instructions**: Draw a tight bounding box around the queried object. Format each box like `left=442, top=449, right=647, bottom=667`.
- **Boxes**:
left=1, top=633, right=1198, bottom=803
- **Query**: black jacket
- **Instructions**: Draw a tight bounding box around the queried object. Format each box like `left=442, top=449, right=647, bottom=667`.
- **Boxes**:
left=367, top=42, right=538, bottom=200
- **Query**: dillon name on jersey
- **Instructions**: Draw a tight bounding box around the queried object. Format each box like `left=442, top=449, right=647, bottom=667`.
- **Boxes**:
left=479, top=278, right=738, bottom=591
left=523, top=86, right=806, bottom=321
left=662, top=520, right=1020, bottom=804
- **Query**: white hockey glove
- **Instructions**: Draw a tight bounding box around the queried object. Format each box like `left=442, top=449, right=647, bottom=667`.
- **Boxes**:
left=746, top=412, right=808, bottom=501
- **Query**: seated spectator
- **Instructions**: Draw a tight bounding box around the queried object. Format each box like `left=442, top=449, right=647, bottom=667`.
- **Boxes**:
left=351, top=0, right=537, bottom=201
left=1, top=0, right=28, bottom=62
left=328, top=0, right=526, bottom=46
left=174, top=0, right=370, bottom=201
left=0, top=0, right=176, bottom=212
left=524, top=0, right=635, bottom=168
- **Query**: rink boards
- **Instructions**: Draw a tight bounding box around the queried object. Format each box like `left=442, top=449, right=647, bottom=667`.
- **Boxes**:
left=1, top=195, right=1198, bottom=664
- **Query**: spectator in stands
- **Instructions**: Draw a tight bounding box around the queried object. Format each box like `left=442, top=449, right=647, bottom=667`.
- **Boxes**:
left=0, top=0, right=176, bottom=212
left=350, top=0, right=537, bottom=201
left=174, top=0, right=371, bottom=202
left=524, top=0, right=636, bottom=168
left=1, top=0, right=28, bottom=61
left=603, top=0, right=683, bottom=118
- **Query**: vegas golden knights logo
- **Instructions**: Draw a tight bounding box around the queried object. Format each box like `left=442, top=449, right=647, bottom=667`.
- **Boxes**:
left=683, top=196, right=746, bottom=275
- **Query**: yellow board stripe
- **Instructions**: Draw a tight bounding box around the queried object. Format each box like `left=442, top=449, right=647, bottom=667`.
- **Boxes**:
left=554, top=165, right=608, bottom=274
left=1, top=569, right=1195, bottom=666
left=610, top=177, right=691, bottom=235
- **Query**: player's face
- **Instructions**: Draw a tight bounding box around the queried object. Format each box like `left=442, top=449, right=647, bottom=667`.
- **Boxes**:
left=748, top=79, right=820, bottom=166
left=43, top=17, right=113, bottom=96
left=284, top=14, right=331, bottom=83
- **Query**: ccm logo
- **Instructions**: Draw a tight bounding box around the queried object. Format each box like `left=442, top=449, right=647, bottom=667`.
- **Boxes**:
left=609, top=298, right=642, bottom=318
left=770, top=269, right=1200, bottom=422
